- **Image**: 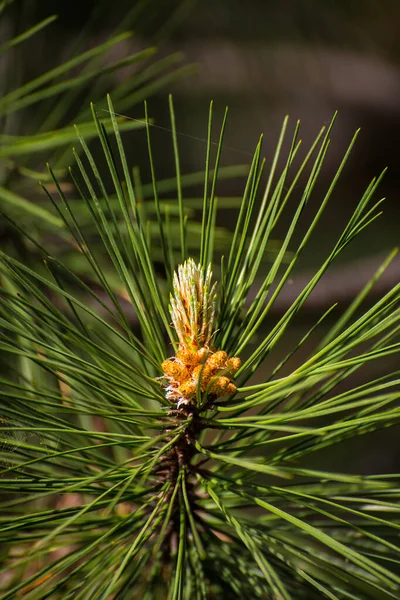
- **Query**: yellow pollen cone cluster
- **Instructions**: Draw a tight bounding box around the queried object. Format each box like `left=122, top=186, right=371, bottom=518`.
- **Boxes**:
left=162, top=349, right=240, bottom=404
left=162, top=259, right=241, bottom=406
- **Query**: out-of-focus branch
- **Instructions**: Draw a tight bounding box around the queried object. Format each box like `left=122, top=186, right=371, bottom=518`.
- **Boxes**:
left=265, top=252, right=400, bottom=314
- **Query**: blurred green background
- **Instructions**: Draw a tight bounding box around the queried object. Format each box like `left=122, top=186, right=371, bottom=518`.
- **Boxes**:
left=2, top=0, right=400, bottom=473
left=14, top=0, right=400, bottom=265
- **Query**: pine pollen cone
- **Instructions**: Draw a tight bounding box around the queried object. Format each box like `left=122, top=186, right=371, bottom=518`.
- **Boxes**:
left=161, top=348, right=240, bottom=404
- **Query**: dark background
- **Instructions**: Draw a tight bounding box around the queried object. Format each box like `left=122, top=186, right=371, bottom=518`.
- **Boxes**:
left=21, top=0, right=400, bottom=265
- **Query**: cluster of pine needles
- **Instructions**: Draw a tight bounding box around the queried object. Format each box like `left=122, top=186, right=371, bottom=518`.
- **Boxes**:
left=0, top=95, right=400, bottom=599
